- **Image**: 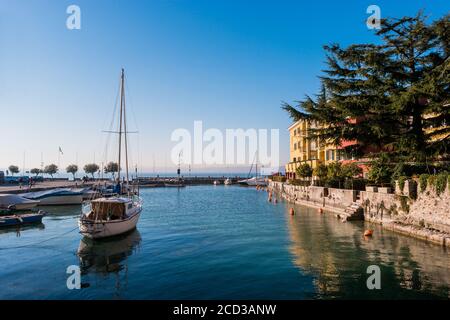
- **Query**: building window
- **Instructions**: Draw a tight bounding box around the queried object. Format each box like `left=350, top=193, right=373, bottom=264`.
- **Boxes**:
left=293, top=157, right=296, bottom=162
left=294, top=143, right=297, bottom=150
left=293, top=129, right=296, bottom=135
left=326, top=150, right=335, bottom=161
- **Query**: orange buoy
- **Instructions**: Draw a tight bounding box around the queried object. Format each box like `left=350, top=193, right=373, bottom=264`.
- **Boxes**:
left=364, top=229, right=373, bottom=237
left=289, top=208, right=295, bottom=215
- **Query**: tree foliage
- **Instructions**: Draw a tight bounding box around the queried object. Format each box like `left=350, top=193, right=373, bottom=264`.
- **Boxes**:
left=313, top=163, right=328, bottom=180
left=44, top=164, right=58, bottom=178
left=30, top=168, right=42, bottom=176
left=283, top=11, right=450, bottom=163
left=66, top=164, right=78, bottom=179
left=84, top=163, right=99, bottom=178
left=296, top=163, right=313, bottom=179
left=104, top=162, right=119, bottom=179
left=8, top=165, right=19, bottom=176
left=367, top=153, right=393, bottom=185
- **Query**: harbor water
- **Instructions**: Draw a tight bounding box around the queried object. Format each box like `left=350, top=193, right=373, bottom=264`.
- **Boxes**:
left=0, top=186, right=449, bottom=299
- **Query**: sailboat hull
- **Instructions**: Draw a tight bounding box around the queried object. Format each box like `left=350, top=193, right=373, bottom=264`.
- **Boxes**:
left=238, top=177, right=267, bottom=186
left=79, top=209, right=142, bottom=239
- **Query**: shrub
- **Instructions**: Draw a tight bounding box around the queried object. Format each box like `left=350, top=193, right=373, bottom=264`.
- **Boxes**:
left=327, top=162, right=342, bottom=180
left=341, top=163, right=363, bottom=178
left=271, top=176, right=286, bottom=183
left=419, top=174, right=429, bottom=192
left=428, top=175, right=436, bottom=192
left=368, top=153, right=393, bottom=185
left=313, top=163, right=328, bottom=181
left=398, top=176, right=408, bottom=193
left=289, top=179, right=310, bottom=186
left=296, top=163, right=313, bottom=179
left=435, top=172, right=448, bottom=196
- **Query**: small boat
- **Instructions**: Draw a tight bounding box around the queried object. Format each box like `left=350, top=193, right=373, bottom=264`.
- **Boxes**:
left=240, top=177, right=268, bottom=187
left=71, top=187, right=100, bottom=200
left=213, top=180, right=220, bottom=185
left=164, top=178, right=185, bottom=187
left=22, top=188, right=83, bottom=205
left=0, top=194, right=40, bottom=211
left=224, top=178, right=232, bottom=185
left=0, top=211, right=45, bottom=227
left=79, top=196, right=142, bottom=239
left=238, top=152, right=267, bottom=186
left=79, top=69, right=143, bottom=239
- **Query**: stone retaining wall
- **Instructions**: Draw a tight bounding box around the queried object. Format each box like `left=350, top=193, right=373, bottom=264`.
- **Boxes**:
left=269, top=180, right=450, bottom=247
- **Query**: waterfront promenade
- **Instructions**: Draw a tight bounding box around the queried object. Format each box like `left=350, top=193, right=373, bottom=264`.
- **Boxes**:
left=0, top=180, right=94, bottom=194
left=0, top=176, right=248, bottom=194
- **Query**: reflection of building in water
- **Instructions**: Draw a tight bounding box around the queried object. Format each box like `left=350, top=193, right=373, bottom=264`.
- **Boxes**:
left=285, top=206, right=450, bottom=298
left=362, top=233, right=450, bottom=297
left=77, top=230, right=142, bottom=297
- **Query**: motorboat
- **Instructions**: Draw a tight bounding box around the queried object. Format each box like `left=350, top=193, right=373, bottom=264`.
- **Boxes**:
left=213, top=180, right=220, bottom=185
left=79, top=69, right=143, bottom=239
left=21, top=188, right=83, bottom=205
left=0, top=194, right=40, bottom=210
left=224, top=178, right=232, bottom=185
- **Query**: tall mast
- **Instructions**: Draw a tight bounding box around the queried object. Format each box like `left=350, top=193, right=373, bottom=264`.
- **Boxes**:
left=117, top=69, right=124, bottom=182
left=123, top=70, right=130, bottom=186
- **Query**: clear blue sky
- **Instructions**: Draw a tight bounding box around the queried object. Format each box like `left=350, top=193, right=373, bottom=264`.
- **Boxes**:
left=0, top=0, right=448, bottom=174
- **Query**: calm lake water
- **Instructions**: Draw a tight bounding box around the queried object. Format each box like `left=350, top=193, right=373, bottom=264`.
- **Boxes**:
left=0, top=186, right=449, bottom=299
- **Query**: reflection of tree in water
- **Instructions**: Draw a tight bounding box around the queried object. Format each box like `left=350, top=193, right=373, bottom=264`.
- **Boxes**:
left=77, top=230, right=142, bottom=298
left=285, top=205, right=450, bottom=299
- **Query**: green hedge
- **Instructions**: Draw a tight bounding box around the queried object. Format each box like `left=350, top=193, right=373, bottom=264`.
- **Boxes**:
left=419, top=172, right=449, bottom=196
left=288, top=179, right=311, bottom=186
left=271, top=176, right=286, bottom=183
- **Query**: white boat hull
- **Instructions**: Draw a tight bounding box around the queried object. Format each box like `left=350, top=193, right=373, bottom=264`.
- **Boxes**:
left=79, top=209, right=142, bottom=239
left=13, top=202, right=40, bottom=210
left=0, top=194, right=40, bottom=210
left=238, top=177, right=267, bottom=186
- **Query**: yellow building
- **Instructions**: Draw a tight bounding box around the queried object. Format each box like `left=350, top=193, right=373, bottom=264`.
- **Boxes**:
left=285, top=120, right=348, bottom=179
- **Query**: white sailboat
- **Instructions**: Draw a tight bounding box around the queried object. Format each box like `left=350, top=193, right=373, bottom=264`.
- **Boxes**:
left=79, top=69, right=143, bottom=239
left=238, top=153, right=267, bottom=187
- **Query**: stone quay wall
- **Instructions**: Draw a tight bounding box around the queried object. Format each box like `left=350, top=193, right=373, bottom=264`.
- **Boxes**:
left=269, top=179, right=450, bottom=247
